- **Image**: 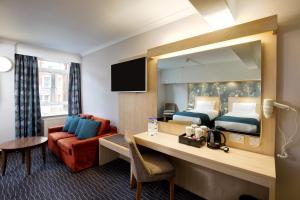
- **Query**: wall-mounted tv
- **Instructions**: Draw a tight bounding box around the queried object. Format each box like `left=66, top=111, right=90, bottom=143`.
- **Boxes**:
left=111, top=57, right=147, bottom=92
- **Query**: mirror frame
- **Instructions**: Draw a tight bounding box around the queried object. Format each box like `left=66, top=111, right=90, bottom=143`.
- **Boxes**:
left=147, top=16, right=277, bottom=156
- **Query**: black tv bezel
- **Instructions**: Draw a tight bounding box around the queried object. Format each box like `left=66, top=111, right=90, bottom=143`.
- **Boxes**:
left=111, top=57, right=147, bottom=92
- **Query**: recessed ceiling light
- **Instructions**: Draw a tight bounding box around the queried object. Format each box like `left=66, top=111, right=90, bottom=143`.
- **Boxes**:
left=203, top=8, right=234, bottom=29
left=189, top=0, right=235, bottom=29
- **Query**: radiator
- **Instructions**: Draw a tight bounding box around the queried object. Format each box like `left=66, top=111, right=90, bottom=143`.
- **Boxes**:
left=42, top=116, right=67, bottom=136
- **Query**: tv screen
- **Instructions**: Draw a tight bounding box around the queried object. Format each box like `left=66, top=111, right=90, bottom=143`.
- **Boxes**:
left=111, top=57, right=147, bottom=92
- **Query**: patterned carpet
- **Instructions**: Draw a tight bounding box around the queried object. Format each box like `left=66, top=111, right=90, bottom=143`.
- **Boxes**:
left=0, top=149, right=204, bottom=200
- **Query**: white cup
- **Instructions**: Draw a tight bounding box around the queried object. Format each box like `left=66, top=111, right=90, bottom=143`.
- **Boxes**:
left=191, top=124, right=198, bottom=129
left=195, top=128, right=203, bottom=139
left=186, top=126, right=193, bottom=137
left=200, top=125, right=208, bottom=131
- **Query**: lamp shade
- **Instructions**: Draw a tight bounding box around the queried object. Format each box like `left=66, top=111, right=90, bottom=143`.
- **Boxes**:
left=0, top=56, right=13, bottom=72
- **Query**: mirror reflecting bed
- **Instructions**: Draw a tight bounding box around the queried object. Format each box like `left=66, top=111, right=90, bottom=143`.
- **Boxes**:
left=157, top=40, right=262, bottom=136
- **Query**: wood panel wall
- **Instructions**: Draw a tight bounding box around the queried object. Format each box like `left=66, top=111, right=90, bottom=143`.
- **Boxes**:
left=118, top=58, right=158, bottom=134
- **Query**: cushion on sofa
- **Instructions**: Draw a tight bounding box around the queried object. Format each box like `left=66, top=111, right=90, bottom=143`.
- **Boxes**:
left=91, top=116, right=110, bottom=135
left=49, top=132, right=75, bottom=143
left=77, top=119, right=101, bottom=140
left=79, top=114, right=93, bottom=119
left=75, top=119, right=85, bottom=136
left=63, top=116, right=74, bottom=132
left=68, top=116, right=81, bottom=133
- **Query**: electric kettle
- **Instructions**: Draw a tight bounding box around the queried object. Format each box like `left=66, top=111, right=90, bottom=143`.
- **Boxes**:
left=207, top=129, right=226, bottom=149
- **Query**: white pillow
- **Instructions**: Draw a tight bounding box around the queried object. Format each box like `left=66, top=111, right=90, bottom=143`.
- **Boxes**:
left=232, top=102, right=257, bottom=114
left=195, top=100, right=215, bottom=112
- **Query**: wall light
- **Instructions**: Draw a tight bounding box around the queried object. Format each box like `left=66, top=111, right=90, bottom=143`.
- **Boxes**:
left=0, top=56, right=13, bottom=72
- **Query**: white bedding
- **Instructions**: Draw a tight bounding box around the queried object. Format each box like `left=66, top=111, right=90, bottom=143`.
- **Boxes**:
left=172, top=109, right=219, bottom=125
left=215, top=112, right=260, bottom=134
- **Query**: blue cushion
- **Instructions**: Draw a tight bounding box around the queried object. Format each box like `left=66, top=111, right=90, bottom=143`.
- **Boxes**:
left=77, top=119, right=101, bottom=140
left=63, top=116, right=74, bottom=132
left=75, top=119, right=85, bottom=136
left=68, top=116, right=81, bottom=133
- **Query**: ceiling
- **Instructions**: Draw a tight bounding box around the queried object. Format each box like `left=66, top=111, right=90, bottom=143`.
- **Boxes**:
left=0, top=0, right=197, bottom=55
left=158, top=41, right=261, bottom=70
left=1, top=0, right=300, bottom=56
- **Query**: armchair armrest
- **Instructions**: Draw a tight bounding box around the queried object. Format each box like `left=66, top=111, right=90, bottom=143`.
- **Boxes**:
left=48, top=125, right=64, bottom=134
left=108, top=125, right=118, bottom=134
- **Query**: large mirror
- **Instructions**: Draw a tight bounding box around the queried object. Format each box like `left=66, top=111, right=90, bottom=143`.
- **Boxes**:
left=157, top=40, right=261, bottom=136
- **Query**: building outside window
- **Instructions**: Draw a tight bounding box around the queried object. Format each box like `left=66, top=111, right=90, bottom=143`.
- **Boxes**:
left=38, top=60, right=69, bottom=117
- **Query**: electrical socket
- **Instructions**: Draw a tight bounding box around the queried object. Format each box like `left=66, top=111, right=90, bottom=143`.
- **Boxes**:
left=249, top=136, right=260, bottom=147
left=229, top=133, right=245, bottom=144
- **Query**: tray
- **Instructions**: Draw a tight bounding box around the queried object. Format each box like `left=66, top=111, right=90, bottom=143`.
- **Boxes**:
left=178, top=133, right=206, bottom=148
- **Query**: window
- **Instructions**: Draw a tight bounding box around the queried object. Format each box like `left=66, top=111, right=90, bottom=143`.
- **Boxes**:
left=38, top=60, right=69, bottom=116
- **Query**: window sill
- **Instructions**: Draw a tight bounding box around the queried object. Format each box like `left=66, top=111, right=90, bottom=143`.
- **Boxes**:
left=42, top=114, right=68, bottom=119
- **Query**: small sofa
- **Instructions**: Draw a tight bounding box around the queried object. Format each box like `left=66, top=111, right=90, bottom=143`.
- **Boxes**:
left=48, top=114, right=117, bottom=172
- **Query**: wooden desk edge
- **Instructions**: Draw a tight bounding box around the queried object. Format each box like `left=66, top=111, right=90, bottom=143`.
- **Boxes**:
left=99, top=138, right=129, bottom=157
left=133, top=132, right=276, bottom=189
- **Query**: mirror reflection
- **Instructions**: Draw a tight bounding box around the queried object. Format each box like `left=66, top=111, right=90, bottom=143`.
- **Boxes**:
left=157, top=41, right=261, bottom=136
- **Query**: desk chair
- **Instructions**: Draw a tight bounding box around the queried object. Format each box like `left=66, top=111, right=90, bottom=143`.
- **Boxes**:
left=125, top=134, right=175, bottom=200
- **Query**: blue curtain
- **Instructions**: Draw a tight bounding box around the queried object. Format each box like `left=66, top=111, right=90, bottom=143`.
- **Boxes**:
left=15, top=54, right=42, bottom=137
left=68, top=63, right=82, bottom=115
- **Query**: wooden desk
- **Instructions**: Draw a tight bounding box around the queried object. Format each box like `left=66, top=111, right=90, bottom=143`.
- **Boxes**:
left=134, top=132, right=276, bottom=200
left=99, top=134, right=129, bottom=166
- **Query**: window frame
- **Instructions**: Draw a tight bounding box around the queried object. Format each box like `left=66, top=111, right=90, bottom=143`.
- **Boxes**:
left=38, top=59, right=70, bottom=117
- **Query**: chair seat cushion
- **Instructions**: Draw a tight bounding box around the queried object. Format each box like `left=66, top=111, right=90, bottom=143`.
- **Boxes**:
left=57, top=137, right=79, bottom=155
left=164, top=110, right=175, bottom=113
left=142, top=152, right=174, bottom=176
left=49, top=132, right=75, bottom=143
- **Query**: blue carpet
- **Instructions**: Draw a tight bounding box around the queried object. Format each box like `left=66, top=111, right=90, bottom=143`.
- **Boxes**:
left=0, top=149, right=204, bottom=200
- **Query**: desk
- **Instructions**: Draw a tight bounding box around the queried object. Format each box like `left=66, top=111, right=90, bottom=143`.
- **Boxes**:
left=99, top=134, right=129, bottom=166
left=134, top=132, right=276, bottom=200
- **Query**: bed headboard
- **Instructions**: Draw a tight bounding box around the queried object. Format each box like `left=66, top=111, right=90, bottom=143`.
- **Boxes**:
left=228, top=97, right=261, bottom=115
left=194, top=96, right=221, bottom=113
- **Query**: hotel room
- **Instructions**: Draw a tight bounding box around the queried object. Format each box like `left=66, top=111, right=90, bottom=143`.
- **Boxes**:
left=0, top=0, right=299, bottom=200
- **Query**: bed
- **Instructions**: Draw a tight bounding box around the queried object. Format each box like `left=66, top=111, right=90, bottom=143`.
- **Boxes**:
left=215, top=97, right=261, bottom=136
left=172, top=96, right=220, bottom=127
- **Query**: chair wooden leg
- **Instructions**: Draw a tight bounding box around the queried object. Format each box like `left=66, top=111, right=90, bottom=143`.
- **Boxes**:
left=169, top=178, right=174, bottom=200
left=130, top=173, right=137, bottom=189
left=1, top=151, right=7, bottom=176
left=136, top=182, right=142, bottom=200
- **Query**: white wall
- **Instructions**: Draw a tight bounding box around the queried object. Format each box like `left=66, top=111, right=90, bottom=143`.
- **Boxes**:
left=276, top=24, right=300, bottom=200
left=82, top=12, right=300, bottom=200
left=165, top=83, right=188, bottom=111
left=0, top=40, right=16, bottom=143
left=81, top=15, right=209, bottom=125
left=157, top=71, right=166, bottom=118
left=0, top=39, right=81, bottom=143
left=160, top=62, right=261, bottom=84
left=16, top=43, right=81, bottom=63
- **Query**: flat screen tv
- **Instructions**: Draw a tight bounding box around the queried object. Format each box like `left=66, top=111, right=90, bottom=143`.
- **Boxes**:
left=111, top=57, right=147, bottom=92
